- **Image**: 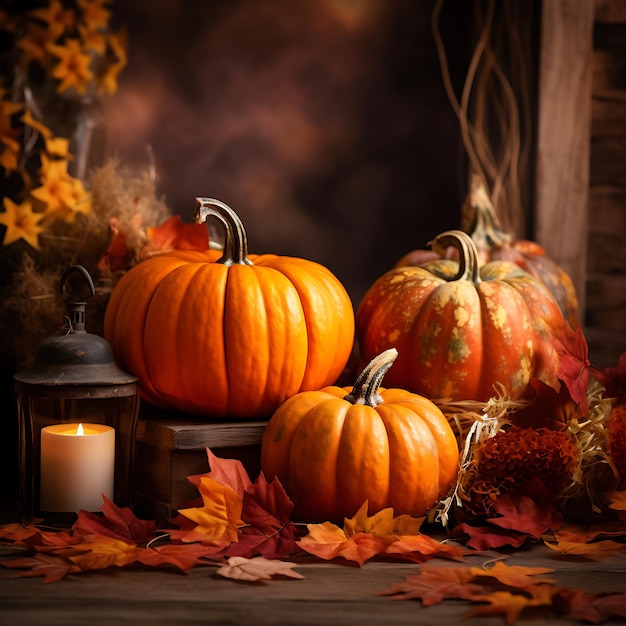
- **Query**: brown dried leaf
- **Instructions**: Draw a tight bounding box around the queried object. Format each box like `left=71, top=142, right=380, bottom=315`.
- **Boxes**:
left=215, top=556, right=304, bottom=582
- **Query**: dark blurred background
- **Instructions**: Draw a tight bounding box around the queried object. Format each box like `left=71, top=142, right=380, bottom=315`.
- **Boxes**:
left=103, top=0, right=474, bottom=305
left=0, top=0, right=488, bottom=512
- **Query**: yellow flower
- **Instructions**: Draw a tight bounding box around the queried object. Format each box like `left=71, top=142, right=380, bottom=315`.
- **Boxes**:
left=97, top=29, right=127, bottom=95
left=62, top=177, right=93, bottom=223
left=44, top=136, right=72, bottom=159
left=30, top=0, right=75, bottom=40
left=78, top=23, right=107, bottom=55
left=0, top=197, right=45, bottom=249
left=16, top=23, right=58, bottom=65
left=0, top=135, right=21, bottom=172
left=77, top=0, right=112, bottom=31
left=0, top=97, right=23, bottom=135
left=48, top=39, right=94, bottom=95
left=0, top=96, right=22, bottom=173
left=20, top=108, right=53, bottom=140
left=30, top=156, right=77, bottom=219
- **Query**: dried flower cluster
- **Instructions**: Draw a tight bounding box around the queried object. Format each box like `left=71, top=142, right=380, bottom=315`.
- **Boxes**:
left=470, top=426, right=580, bottom=509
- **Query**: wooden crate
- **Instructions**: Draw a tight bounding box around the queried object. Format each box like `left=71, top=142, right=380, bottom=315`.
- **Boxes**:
left=132, top=405, right=267, bottom=521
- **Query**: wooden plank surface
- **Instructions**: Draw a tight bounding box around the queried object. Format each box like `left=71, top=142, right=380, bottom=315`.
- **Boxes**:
left=1, top=540, right=624, bottom=625
left=135, top=417, right=267, bottom=451
left=535, top=0, right=594, bottom=315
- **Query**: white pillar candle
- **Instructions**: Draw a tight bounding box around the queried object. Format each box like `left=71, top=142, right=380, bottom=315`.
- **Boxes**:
left=40, top=423, right=115, bottom=512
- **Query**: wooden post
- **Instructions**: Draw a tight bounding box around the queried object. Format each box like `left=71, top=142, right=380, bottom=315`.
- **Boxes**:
left=535, top=0, right=594, bottom=318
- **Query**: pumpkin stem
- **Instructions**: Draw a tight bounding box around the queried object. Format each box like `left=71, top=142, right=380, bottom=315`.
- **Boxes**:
left=343, top=348, right=398, bottom=408
left=429, top=229, right=481, bottom=284
left=195, top=197, right=253, bottom=266
left=460, top=174, right=511, bottom=252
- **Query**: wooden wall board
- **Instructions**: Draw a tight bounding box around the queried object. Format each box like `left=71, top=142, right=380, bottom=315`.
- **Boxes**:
left=535, top=0, right=595, bottom=316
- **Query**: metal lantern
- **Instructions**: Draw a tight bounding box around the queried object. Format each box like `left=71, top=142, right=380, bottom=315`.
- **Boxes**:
left=14, top=265, right=139, bottom=521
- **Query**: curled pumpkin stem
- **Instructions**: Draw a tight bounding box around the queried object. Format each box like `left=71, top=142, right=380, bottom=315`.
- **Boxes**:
left=344, top=348, right=398, bottom=408
left=430, top=229, right=481, bottom=284
left=195, top=197, right=252, bottom=266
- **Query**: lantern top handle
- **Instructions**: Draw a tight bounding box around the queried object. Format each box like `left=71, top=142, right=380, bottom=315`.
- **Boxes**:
left=59, top=265, right=95, bottom=334
left=60, top=265, right=95, bottom=304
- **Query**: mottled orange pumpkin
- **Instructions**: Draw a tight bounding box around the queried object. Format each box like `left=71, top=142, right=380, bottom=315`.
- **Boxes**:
left=357, top=229, right=566, bottom=403
left=104, top=198, right=355, bottom=418
left=395, top=177, right=580, bottom=328
left=460, top=177, right=580, bottom=328
left=261, top=349, right=459, bottom=523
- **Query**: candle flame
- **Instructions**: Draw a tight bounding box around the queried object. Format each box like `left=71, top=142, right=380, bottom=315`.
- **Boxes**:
left=76, top=423, right=85, bottom=436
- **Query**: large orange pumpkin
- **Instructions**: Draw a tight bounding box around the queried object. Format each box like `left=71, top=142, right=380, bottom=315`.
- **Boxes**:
left=260, top=348, right=459, bottom=523
left=357, top=229, right=566, bottom=403
left=103, top=198, right=355, bottom=418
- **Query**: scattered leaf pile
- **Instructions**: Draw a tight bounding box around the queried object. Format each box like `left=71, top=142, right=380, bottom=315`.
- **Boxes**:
left=1, top=448, right=625, bottom=623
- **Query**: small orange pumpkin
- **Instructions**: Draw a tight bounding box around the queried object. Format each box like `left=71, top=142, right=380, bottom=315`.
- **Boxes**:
left=357, top=229, right=566, bottom=403
left=260, top=348, right=459, bottom=523
left=104, top=198, right=355, bottom=418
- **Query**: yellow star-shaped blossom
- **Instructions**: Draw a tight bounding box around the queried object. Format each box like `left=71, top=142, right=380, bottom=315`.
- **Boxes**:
left=48, top=39, right=94, bottom=95
left=0, top=135, right=21, bottom=172
left=44, top=136, right=73, bottom=159
left=30, top=0, right=75, bottom=40
left=31, top=157, right=77, bottom=218
left=16, top=24, right=56, bottom=64
left=0, top=197, right=45, bottom=249
left=97, top=30, right=127, bottom=94
left=78, top=24, right=107, bottom=55
left=20, top=108, right=53, bottom=140
left=77, top=0, right=112, bottom=31
left=0, top=97, right=23, bottom=136
left=60, top=177, right=93, bottom=223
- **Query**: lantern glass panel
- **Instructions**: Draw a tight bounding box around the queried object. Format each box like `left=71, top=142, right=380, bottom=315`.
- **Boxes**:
left=16, top=383, right=139, bottom=520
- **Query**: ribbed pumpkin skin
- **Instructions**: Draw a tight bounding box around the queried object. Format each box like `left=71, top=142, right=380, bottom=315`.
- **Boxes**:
left=487, top=241, right=579, bottom=329
left=103, top=202, right=355, bottom=419
left=356, top=231, right=565, bottom=403
left=261, top=365, right=459, bottom=523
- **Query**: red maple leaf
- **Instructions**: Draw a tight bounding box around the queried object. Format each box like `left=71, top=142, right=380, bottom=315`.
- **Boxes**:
left=558, top=589, right=626, bottom=623
left=593, top=351, right=626, bottom=402
left=487, top=491, right=562, bottom=539
left=97, top=217, right=135, bottom=273
left=224, top=473, right=299, bottom=559
left=554, top=323, right=590, bottom=414
left=448, top=523, right=530, bottom=551
left=188, top=448, right=253, bottom=499
left=3, top=553, right=81, bottom=583
left=137, top=542, right=221, bottom=572
left=72, top=495, right=158, bottom=544
left=145, top=215, right=208, bottom=253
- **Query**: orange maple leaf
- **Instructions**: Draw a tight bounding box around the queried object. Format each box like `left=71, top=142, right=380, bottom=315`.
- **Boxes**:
left=299, top=501, right=447, bottom=566
left=380, top=565, right=482, bottom=605
left=145, top=214, right=208, bottom=255
left=382, top=533, right=466, bottom=563
left=606, top=490, right=626, bottom=519
left=544, top=539, right=626, bottom=558
left=176, top=476, right=245, bottom=547
left=67, top=536, right=145, bottom=570
left=138, top=542, right=222, bottom=572
left=464, top=587, right=559, bottom=625
left=552, top=519, right=626, bottom=544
